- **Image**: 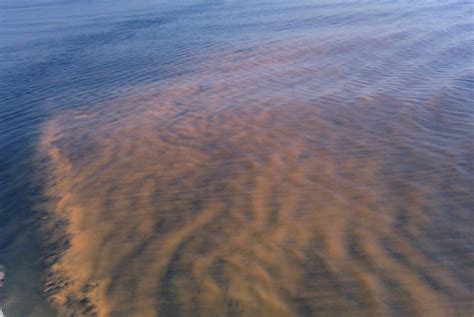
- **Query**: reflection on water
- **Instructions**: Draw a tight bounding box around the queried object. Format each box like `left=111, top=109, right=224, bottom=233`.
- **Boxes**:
left=1, top=0, right=473, bottom=316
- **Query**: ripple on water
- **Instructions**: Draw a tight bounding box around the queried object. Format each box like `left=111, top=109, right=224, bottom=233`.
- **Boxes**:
left=0, top=1, right=473, bottom=316
left=36, top=38, right=474, bottom=316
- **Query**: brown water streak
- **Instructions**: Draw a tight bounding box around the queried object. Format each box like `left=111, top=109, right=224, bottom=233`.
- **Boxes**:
left=37, top=44, right=473, bottom=317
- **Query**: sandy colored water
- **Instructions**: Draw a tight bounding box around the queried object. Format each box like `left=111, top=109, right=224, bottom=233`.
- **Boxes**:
left=37, top=42, right=473, bottom=316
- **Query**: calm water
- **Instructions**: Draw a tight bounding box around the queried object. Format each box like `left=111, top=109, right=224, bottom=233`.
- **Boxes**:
left=1, top=0, right=473, bottom=316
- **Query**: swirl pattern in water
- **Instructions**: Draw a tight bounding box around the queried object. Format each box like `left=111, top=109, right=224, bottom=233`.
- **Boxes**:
left=0, top=0, right=473, bottom=316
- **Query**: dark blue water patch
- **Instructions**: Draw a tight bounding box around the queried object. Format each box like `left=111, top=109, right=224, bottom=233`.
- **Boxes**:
left=0, top=1, right=222, bottom=71
left=0, top=120, right=55, bottom=314
left=0, top=3, right=231, bottom=142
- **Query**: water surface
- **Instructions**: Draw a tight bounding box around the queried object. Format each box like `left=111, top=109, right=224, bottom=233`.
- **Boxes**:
left=0, top=0, right=473, bottom=316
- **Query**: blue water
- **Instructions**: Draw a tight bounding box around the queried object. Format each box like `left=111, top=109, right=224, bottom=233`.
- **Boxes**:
left=1, top=1, right=473, bottom=316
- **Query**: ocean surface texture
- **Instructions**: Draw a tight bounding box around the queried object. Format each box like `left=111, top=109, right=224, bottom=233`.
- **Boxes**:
left=0, top=0, right=473, bottom=316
